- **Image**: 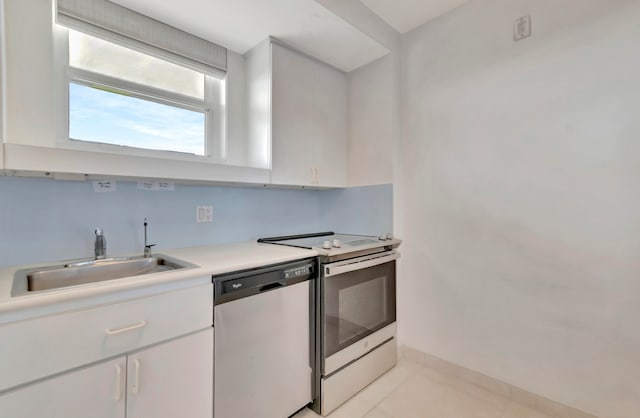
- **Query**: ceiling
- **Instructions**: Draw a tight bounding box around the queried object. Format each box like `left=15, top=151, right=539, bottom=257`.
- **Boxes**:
left=110, top=0, right=389, bottom=72
left=360, top=0, right=470, bottom=33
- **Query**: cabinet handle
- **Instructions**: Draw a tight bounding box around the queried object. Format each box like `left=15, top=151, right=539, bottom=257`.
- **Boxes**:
left=114, top=364, right=123, bottom=401
left=132, top=358, right=141, bottom=395
left=106, top=320, right=147, bottom=335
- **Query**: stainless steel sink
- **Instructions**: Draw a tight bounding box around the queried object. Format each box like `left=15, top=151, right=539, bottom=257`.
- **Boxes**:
left=11, top=255, right=194, bottom=296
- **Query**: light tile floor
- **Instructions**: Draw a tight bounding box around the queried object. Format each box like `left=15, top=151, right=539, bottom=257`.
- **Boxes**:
left=293, top=360, right=556, bottom=418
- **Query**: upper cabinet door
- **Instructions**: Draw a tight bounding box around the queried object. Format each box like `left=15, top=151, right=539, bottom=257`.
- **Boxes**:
left=270, top=43, right=348, bottom=188
left=0, top=357, right=126, bottom=418
left=271, top=43, right=318, bottom=187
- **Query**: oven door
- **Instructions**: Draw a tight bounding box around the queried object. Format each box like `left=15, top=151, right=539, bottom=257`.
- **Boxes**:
left=322, top=251, right=398, bottom=360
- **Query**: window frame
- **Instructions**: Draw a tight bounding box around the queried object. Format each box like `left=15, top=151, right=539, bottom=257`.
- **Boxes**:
left=54, top=25, right=227, bottom=163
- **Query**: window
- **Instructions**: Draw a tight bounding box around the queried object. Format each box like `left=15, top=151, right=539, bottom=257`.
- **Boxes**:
left=60, top=29, right=225, bottom=159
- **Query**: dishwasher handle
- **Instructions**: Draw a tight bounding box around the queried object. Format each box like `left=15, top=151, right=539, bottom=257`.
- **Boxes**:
left=259, top=282, right=284, bottom=292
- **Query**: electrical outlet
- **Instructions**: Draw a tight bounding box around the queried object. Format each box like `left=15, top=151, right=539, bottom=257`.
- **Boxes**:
left=196, top=205, right=213, bottom=223
left=514, top=15, right=532, bottom=41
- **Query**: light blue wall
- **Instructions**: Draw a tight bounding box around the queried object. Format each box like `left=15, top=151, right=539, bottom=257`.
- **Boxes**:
left=0, top=176, right=392, bottom=267
left=319, top=184, right=393, bottom=236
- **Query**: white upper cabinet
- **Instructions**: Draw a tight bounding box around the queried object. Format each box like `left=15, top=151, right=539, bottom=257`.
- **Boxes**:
left=248, top=41, right=348, bottom=188
left=271, top=43, right=348, bottom=187
left=271, top=43, right=319, bottom=187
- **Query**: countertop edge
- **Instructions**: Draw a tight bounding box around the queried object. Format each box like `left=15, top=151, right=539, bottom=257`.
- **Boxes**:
left=0, top=241, right=318, bottom=325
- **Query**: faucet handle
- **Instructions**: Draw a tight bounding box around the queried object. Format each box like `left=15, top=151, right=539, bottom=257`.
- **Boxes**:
left=144, top=243, right=156, bottom=257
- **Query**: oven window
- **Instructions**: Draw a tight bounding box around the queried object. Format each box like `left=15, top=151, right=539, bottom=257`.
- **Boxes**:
left=338, top=276, right=386, bottom=344
left=324, top=261, right=396, bottom=357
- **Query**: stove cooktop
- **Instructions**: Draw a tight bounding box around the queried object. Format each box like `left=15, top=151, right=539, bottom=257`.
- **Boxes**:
left=258, top=232, right=400, bottom=260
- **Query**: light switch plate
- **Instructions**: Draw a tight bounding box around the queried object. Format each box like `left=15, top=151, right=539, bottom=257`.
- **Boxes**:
left=514, top=15, right=532, bottom=41
left=196, top=205, right=213, bottom=223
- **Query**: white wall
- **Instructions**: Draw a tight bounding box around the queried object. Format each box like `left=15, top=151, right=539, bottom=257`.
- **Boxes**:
left=318, top=0, right=401, bottom=188
left=347, top=55, right=394, bottom=186
left=400, top=1, right=640, bottom=417
left=319, top=184, right=393, bottom=235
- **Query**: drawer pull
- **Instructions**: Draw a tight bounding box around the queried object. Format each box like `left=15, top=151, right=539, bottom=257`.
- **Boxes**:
left=106, top=320, right=147, bottom=335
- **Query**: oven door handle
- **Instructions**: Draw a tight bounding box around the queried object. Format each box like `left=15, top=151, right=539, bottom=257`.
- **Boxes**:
left=324, top=252, right=399, bottom=277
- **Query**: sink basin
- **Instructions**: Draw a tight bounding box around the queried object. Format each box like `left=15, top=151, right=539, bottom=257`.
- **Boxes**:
left=11, top=255, right=194, bottom=296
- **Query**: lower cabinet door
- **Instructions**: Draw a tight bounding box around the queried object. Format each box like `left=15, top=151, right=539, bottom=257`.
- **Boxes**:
left=0, top=357, right=126, bottom=418
left=126, top=328, right=213, bottom=418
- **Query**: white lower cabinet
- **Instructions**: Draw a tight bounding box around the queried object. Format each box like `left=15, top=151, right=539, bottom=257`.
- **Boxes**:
left=127, top=328, right=213, bottom=418
left=0, top=329, right=213, bottom=418
left=0, top=284, right=213, bottom=393
left=0, top=357, right=127, bottom=418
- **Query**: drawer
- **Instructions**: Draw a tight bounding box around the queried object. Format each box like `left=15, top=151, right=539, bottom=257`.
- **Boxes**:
left=0, top=283, right=212, bottom=393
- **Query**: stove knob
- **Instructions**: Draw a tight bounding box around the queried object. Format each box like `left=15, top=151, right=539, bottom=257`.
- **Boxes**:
left=322, top=240, right=332, bottom=249
left=385, top=233, right=394, bottom=240
left=332, top=239, right=342, bottom=248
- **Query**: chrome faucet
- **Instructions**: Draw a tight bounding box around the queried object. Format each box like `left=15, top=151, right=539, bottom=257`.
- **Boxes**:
left=94, top=228, right=106, bottom=260
left=143, top=218, right=155, bottom=258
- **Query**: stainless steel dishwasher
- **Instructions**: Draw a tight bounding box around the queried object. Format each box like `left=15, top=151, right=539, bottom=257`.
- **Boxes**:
left=213, top=258, right=316, bottom=418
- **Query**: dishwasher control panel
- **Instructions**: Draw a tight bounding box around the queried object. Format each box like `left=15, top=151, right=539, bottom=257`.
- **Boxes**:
left=284, top=264, right=313, bottom=280
left=213, top=258, right=316, bottom=305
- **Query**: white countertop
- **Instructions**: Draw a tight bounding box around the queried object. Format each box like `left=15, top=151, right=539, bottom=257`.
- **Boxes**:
left=165, top=241, right=317, bottom=274
left=0, top=241, right=317, bottom=325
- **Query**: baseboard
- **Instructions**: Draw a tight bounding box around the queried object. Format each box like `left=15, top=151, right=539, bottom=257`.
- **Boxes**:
left=400, top=345, right=599, bottom=418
